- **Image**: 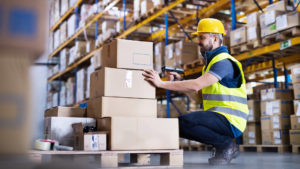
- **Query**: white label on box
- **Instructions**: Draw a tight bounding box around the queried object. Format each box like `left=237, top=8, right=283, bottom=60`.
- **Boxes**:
left=249, top=139, right=255, bottom=144
left=272, top=101, right=280, bottom=114
left=273, top=131, right=281, bottom=139
left=272, top=116, right=279, bottom=123
left=133, top=53, right=152, bottom=66
left=266, top=102, right=273, bottom=115
left=168, top=48, right=173, bottom=59
left=248, top=115, right=254, bottom=121
left=125, top=71, right=133, bottom=88
left=276, top=14, right=288, bottom=31
left=274, top=138, right=282, bottom=144
left=234, top=32, right=241, bottom=40
left=248, top=131, right=255, bottom=138
left=248, top=26, right=257, bottom=41
left=267, top=91, right=275, bottom=100
left=265, top=11, right=276, bottom=25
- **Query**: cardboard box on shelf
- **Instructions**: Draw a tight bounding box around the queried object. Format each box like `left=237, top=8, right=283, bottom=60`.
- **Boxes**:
left=291, top=74, right=300, bottom=84
left=85, top=65, right=94, bottom=99
left=76, top=68, right=87, bottom=102
left=44, top=117, right=96, bottom=147
left=260, top=88, right=293, bottom=101
left=230, top=26, right=247, bottom=47
left=290, top=115, right=300, bottom=129
left=175, top=41, right=198, bottom=65
left=259, top=10, right=284, bottom=37
left=153, top=0, right=164, bottom=6
left=294, top=100, right=300, bottom=115
left=60, top=84, right=67, bottom=106
left=102, top=21, right=116, bottom=34
left=45, top=106, right=86, bottom=117
left=133, top=0, right=141, bottom=20
left=54, top=29, right=61, bottom=49
left=74, top=41, right=87, bottom=60
left=247, top=100, right=260, bottom=122
left=290, top=63, right=300, bottom=75
left=53, top=0, right=60, bottom=23
left=293, top=83, right=300, bottom=99
left=165, top=43, right=176, bottom=67
left=247, top=25, right=261, bottom=42
left=86, top=40, right=95, bottom=53
left=52, top=92, right=58, bottom=108
left=60, top=48, right=69, bottom=72
left=102, top=39, right=153, bottom=70
left=289, top=130, right=300, bottom=145
left=246, top=12, right=259, bottom=26
left=154, top=42, right=165, bottom=73
left=60, top=0, right=69, bottom=16
left=97, top=117, right=179, bottom=150
left=72, top=123, right=107, bottom=151
left=244, top=122, right=261, bottom=145
left=68, top=14, right=77, bottom=38
left=262, top=129, right=289, bottom=145
left=66, top=77, right=75, bottom=105
left=87, top=97, right=157, bottom=118
left=276, top=12, right=300, bottom=32
left=266, top=0, right=294, bottom=12
left=260, top=100, right=293, bottom=116
left=90, top=67, right=155, bottom=99
left=141, top=0, right=154, bottom=15
left=60, top=21, right=68, bottom=45
left=261, top=115, right=291, bottom=130
left=91, top=48, right=102, bottom=70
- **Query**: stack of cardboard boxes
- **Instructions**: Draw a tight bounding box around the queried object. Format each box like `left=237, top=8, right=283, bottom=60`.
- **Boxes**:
left=87, top=39, right=179, bottom=150
left=133, top=0, right=164, bottom=20
left=290, top=64, right=300, bottom=145
left=260, top=88, right=294, bottom=145
left=243, top=100, right=262, bottom=145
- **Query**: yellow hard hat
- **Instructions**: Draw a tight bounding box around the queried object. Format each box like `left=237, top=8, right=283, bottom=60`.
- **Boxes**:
left=192, top=18, right=226, bottom=36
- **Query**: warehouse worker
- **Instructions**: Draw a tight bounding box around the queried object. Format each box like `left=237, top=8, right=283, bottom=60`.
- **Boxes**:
left=143, top=18, right=248, bottom=165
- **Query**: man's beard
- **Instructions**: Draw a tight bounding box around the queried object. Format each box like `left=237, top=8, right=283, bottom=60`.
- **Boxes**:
left=199, top=41, right=213, bottom=54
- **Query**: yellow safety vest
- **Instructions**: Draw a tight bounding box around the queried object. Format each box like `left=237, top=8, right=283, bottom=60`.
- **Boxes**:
left=202, top=52, right=248, bottom=132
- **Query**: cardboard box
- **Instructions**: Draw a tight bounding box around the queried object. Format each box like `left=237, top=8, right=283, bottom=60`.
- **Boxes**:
left=290, top=115, right=300, bottom=129
left=157, top=100, right=187, bottom=118
left=246, top=12, right=259, bottom=26
left=133, top=0, right=141, bottom=20
left=87, top=97, right=157, bottom=118
left=91, top=48, right=102, bottom=70
left=244, top=122, right=261, bottom=144
left=97, top=117, right=179, bottom=150
left=60, top=21, right=68, bottom=44
left=60, top=84, right=67, bottom=106
left=260, top=100, right=293, bottom=116
left=154, top=42, right=165, bottom=73
left=153, top=0, right=164, bottom=6
left=260, top=10, right=284, bottom=37
left=102, top=21, right=116, bottom=34
left=276, top=12, right=300, bottom=32
left=261, top=115, right=290, bottom=130
left=289, top=130, right=300, bottom=144
left=247, top=25, right=261, bottom=41
left=291, top=74, right=300, bottom=84
left=0, top=53, right=32, bottom=153
left=85, top=65, right=94, bottom=99
left=0, top=0, right=47, bottom=57
left=68, top=14, right=77, bottom=38
left=260, top=88, right=293, bottom=101
left=72, top=123, right=107, bottom=151
left=293, top=83, right=300, bottom=99
left=45, top=106, right=86, bottom=117
left=102, top=39, right=153, bottom=70
left=44, top=117, right=96, bottom=147
left=54, top=29, right=61, bottom=49
left=76, top=68, right=86, bottom=102
left=230, top=26, right=247, bottom=47
left=290, top=63, right=300, bottom=75
left=74, top=41, right=87, bottom=59
left=247, top=100, right=260, bottom=122
left=66, top=77, right=75, bottom=105
left=90, top=67, right=155, bottom=99
left=61, top=0, right=69, bottom=16
left=165, top=43, right=176, bottom=67
left=262, top=129, right=289, bottom=145
left=294, top=100, right=300, bottom=115
left=266, top=0, right=294, bottom=12
left=60, top=48, right=69, bottom=72
left=175, top=41, right=198, bottom=65
left=141, top=0, right=154, bottom=15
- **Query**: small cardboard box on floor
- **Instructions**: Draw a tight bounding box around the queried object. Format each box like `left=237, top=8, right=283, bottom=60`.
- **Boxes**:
left=289, top=130, right=300, bottom=145
left=97, top=117, right=179, bottom=150
left=87, top=97, right=157, bottom=118
left=101, top=39, right=153, bottom=70
left=262, top=129, right=289, bottom=145
left=45, top=106, right=86, bottom=117
left=90, top=67, right=155, bottom=99
left=72, top=123, right=107, bottom=151
left=243, top=122, right=261, bottom=145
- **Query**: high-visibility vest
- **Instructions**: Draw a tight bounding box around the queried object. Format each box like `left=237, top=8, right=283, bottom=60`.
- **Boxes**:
left=202, top=52, right=248, bottom=132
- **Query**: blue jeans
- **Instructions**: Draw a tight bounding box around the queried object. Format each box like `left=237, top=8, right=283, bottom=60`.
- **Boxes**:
left=178, top=111, right=235, bottom=149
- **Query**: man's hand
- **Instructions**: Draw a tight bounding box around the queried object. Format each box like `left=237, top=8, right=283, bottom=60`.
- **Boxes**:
left=167, top=72, right=182, bottom=81
left=142, top=69, right=163, bottom=88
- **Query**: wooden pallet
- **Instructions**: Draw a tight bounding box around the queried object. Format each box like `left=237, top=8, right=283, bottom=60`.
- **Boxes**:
left=292, top=145, right=300, bottom=153
left=182, top=59, right=204, bottom=70
left=240, top=145, right=291, bottom=153
left=230, top=44, right=245, bottom=55
left=262, top=26, right=300, bottom=45
left=28, top=149, right=183, bottom=168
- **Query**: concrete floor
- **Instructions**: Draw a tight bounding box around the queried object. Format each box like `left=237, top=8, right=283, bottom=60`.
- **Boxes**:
left=183, top=151, right=300, bottom=169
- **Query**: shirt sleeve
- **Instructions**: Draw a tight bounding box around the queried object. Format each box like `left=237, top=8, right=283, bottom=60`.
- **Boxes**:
left=208, top=59, right=234, bottom=80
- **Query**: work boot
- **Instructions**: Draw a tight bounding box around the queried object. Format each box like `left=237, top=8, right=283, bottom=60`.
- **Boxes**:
left=208, top=142, right=235, bottom=165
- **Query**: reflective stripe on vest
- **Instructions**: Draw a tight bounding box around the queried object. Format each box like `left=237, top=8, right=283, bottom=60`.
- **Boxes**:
left=202, top=94, right=247, bottom=105
left=207, top=107, right=248, bottom=120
